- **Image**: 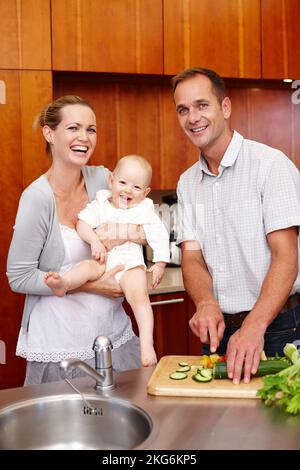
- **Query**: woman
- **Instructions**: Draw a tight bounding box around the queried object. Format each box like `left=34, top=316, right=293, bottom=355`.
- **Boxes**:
left=7, top=95, right=142, bottom=385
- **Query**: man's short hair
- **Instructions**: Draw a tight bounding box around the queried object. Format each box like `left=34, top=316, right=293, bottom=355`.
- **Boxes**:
left=171, top=67, right=227, bottom=104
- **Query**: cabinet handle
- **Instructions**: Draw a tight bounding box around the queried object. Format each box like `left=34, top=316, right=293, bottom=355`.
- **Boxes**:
left=150, top=298, right=185, bottom=306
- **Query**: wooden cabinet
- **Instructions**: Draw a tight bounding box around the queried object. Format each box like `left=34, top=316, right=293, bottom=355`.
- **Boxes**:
left=163, top=0, right=261, bottom=78
left=125, top=290, right=205, bottom=359
left=262, top=0, right=300, bottom=79
left=0, top=70, right=52, bottom=389
left=124, top=292, right=189, bottom=360
left=53, top=72, right=199, bottom=189
left=0, top=0, right=51, bottom=70
left=51, top=0, right=163, bottom=74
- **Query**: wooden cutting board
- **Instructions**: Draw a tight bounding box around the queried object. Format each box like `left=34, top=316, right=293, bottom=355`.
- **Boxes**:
left=147, top=356, right=264, bottom=399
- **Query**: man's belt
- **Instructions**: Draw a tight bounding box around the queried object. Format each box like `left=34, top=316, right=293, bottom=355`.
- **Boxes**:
left=223, top=292, right=300, bottom=328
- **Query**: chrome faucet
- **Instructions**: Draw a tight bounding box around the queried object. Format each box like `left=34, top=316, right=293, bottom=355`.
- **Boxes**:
left=60, top=336, right=114, bottom=391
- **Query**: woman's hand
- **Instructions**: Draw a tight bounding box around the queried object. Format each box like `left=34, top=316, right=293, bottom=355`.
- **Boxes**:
left=76, top=265, right=124, bottom=297
left=95, top=223, right=146, bottom=251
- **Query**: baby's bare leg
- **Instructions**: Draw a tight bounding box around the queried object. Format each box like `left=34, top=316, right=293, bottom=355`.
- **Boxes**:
left=44, top=260, right=105, bottom=297
left=120, top=267, right=157, bottom=367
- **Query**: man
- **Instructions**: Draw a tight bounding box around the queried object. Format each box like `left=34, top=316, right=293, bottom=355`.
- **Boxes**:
left=173, top=67, right=300, bottom=384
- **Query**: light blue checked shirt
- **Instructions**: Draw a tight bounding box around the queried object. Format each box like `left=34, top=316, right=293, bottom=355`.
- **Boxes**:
left=177, top=131, right=300, bottom=314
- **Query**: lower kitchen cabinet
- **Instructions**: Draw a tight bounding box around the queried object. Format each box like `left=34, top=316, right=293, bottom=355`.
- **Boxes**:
left=124, top=291, right=196, bottom=360
left=151, top=292, right=189, bottom=359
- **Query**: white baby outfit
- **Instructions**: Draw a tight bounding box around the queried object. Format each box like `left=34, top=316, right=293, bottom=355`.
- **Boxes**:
left=16, top=224, right=134, bottom=362
left=78, top=190, right=170, bottom=281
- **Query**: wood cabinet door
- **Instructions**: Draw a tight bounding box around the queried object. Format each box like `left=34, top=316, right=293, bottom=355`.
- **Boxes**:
left=0, top=70, right=52, bottom=389
left=0, top=0, right=51, bottom=70
left=124, top=292, right=189, bottom=360
left=164, top=0, right=261, bottom=78
left=53, top=72, right=199, bottom=189
left=52, top=0, right=163, bottom=74
left=262, top=0, right=300, bottom=79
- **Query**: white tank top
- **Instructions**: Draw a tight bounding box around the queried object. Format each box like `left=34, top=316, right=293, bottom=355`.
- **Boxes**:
left=16, top=225, right=134, bottom=362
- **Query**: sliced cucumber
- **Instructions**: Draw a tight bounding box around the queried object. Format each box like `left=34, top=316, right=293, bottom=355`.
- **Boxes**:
left=176, top=365, right=191, bottom=373
left=199, top=368, right=213, bottom=380
left=169, top=372, right=188, bottom=380
left=191, top=364, right=204, bottom=370
left=192, top=372, right=212, bottom=383
left=178, top=361, right=189, bottom=367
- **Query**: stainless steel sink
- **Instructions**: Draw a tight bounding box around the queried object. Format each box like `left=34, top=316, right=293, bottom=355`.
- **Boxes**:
left=0, top=394, right=152, bottom=450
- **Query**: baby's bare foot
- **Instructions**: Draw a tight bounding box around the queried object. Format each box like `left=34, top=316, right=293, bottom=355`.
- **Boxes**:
left=44, top=272, right=68, bottom=297
left=141, top=343, right=157, bottom=367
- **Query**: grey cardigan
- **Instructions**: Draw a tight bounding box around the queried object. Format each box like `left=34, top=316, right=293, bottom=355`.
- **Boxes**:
left=7, top=166, right=109, bottom=330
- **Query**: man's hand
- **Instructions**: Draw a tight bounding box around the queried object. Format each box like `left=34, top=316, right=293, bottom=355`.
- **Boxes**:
left=226, top=321, right=264, bottom=384
left=189, top=301, right=226, bottom=353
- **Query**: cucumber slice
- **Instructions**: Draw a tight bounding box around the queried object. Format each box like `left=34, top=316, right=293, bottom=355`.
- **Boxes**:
left=192, top=372, right=212, bottom=382
left=199, top=368, right=213, bottom=380
left=169, top=372, right=188, bottom=380
left=191, top=364, right=204, bottom=370
left=176, top=365, right=191, bottom=373
left=178, top=361, right=189, bottom=367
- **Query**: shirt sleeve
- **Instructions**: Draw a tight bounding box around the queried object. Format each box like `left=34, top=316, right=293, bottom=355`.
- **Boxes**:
left=176, top=178, right=203, bottom=247
left=143, top=213, right=170, bottom=263
left=77, top=199, right=103, bottom=228
left=262, top=153, right=300, bottom=235
left=6, top=187, right=55, bottom=295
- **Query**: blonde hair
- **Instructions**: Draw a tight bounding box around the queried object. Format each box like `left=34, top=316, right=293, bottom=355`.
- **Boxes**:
left=35, top=95, right=95, bottom=155
left=115, top=155, right=152, bottom=186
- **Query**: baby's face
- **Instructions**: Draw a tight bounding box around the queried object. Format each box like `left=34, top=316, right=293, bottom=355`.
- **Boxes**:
left=109, top=163, right=151, bottom=209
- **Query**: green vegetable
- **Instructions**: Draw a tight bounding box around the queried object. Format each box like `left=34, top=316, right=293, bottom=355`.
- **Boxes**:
left=257, top=343, right=300, bottom=415
left=213, top=359, right=290, bottom=379
left=176, top=365, right=191, bottom=373
left=169, top=371, right=188, bottom=380
left=283, top=343, right=300, bottom=365
left=192, top=368, right=213, bottom=382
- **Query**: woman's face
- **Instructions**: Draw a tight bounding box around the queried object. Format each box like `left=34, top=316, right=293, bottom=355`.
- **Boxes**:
left=45, top=104, right=97, bottom=167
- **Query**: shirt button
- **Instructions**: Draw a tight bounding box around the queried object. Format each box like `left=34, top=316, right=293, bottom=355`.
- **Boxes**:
left=219, top=266, right=224, bottom=272
left=219, top=294, right=225, bottom=300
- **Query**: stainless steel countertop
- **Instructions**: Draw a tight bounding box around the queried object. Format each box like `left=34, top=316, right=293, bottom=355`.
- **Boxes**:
left=1, top=366, right=300, bottom=450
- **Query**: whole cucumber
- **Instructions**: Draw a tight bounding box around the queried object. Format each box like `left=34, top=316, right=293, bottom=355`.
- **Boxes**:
left=213, top=359, right=289, bottom=379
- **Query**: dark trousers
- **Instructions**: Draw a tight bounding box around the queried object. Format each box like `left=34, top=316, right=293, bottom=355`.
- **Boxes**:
left=201, top=305, right=300, bottom=357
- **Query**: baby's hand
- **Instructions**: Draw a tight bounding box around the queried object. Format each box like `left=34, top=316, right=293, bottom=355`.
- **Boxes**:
left=91, top=239, right=106, bottom=264
left=147, top=262, right=166, bottom=289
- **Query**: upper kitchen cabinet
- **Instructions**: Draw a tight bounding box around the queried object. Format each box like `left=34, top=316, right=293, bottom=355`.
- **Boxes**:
left=163, top=0, right=261, bottom=78
left=51, top=0, right=163, bottom=74
left=262, top=0, right=300, bottom=79
left=0, top=0, right=51, bottom=70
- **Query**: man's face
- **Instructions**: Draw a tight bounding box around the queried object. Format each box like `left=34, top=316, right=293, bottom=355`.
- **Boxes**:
left=174, top=75, right=231, bottom=153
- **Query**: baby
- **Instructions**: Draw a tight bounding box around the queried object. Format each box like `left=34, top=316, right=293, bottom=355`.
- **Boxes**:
left=45, top=155, right=170, bottom=366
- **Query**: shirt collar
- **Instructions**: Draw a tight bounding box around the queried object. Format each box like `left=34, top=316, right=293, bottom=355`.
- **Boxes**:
left=198, top=130, right=244, bottom=175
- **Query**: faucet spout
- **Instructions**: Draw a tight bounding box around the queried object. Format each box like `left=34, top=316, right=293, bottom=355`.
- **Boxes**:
left=60, top=359, right=105, bottom=384
left=60, top=336, right=114, bottom=390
